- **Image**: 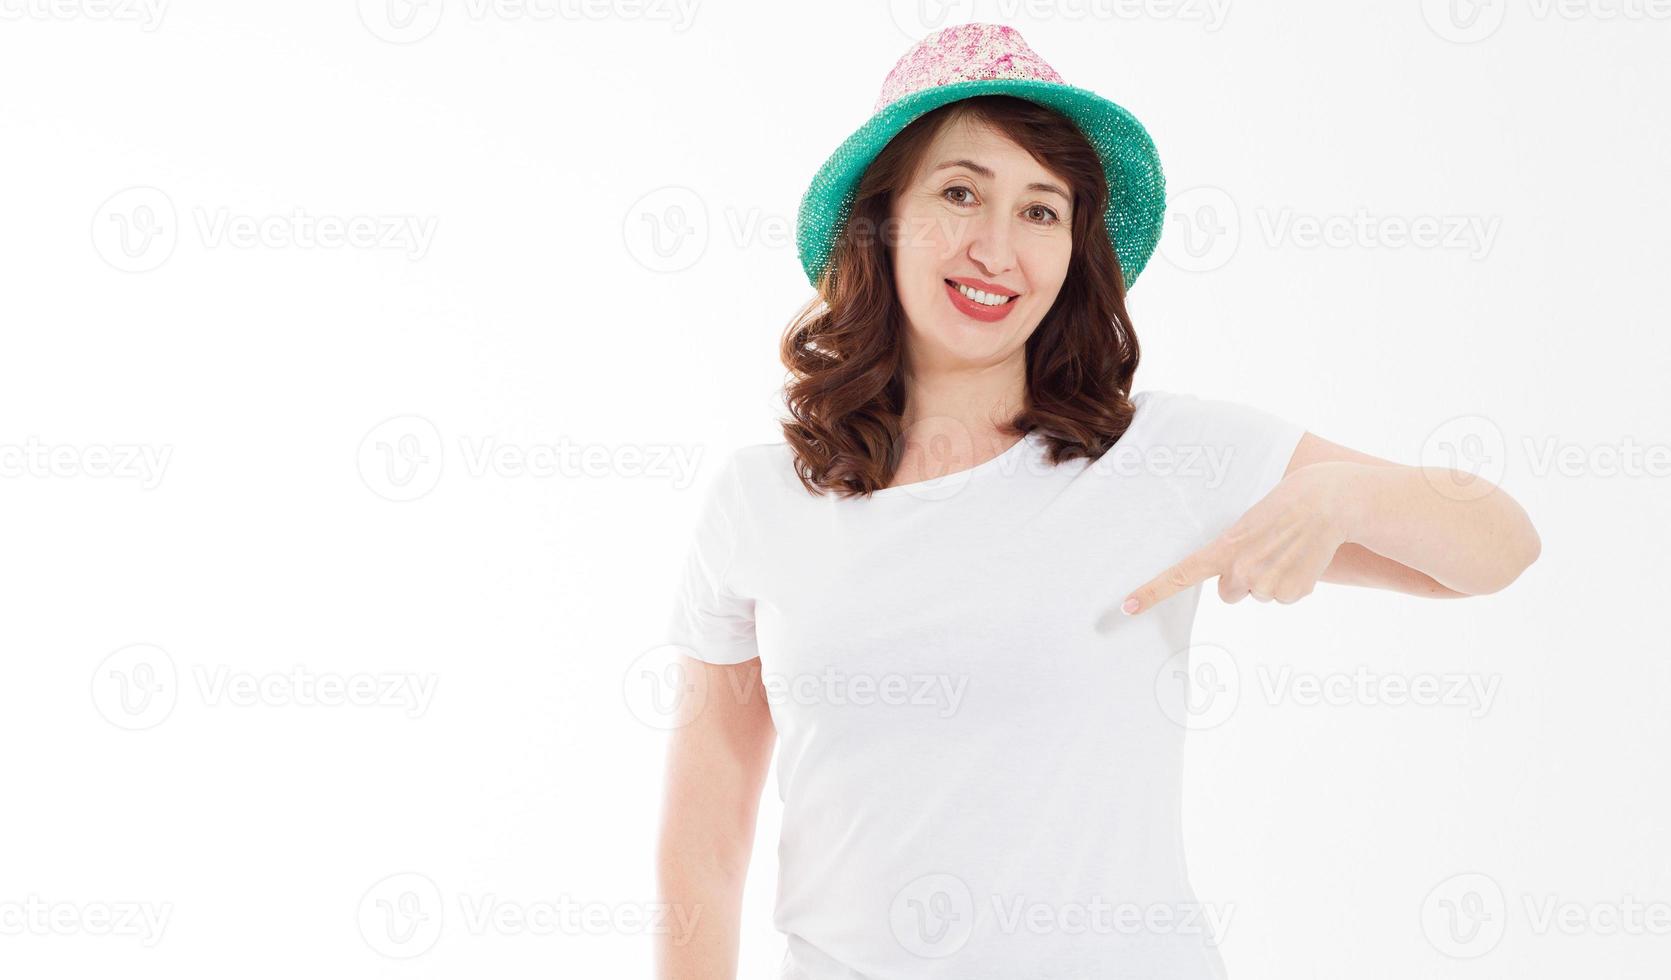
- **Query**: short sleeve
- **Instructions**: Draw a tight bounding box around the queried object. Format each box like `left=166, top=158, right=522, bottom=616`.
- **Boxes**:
left=1129, top=389, right=1307, bottom=541
left=663, top=448, right=760, bottom=666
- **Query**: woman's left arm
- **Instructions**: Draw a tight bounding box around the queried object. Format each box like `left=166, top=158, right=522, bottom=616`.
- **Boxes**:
left=1122, top=431, right=1543, bottom=614
left=1286, top=430, right=1541, bottom=596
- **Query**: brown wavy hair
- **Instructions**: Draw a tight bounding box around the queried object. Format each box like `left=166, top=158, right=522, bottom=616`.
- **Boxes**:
left=778, top=95, right=1141, bottom=498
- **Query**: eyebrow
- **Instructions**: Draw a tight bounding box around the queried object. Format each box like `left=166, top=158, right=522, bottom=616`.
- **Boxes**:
left=931, top=159, right=1071, bottom=206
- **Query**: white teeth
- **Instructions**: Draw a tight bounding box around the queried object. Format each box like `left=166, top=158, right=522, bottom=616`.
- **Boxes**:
left=951, top=282, right=1014, bottom=306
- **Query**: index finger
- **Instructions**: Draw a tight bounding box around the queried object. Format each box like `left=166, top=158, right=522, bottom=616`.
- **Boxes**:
left=1121, top=544, right=1224, bottom=616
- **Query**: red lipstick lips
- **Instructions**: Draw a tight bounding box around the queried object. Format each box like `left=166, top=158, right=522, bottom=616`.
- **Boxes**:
left=943, top=277, right=1020, bottom=323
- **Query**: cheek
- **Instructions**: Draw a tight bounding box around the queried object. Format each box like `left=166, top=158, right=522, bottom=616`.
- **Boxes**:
left=891, top=222, right=957, bottom=319
left=894, top=258, right=939, bottom=321
left=892, top=211, right=953, bottom=276
left=1022, top=237, right=1073, bottom=296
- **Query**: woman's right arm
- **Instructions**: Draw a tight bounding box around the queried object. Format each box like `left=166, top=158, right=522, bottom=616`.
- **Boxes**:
left=655, top=653, right=776, bottom=980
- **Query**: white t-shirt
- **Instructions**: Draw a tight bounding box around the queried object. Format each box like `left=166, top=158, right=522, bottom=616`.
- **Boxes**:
left=664, top=389, right=1306, bottom=980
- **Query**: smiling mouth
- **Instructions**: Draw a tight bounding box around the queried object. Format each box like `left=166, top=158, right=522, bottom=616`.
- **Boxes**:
left=944, top=279, right=1018, bottom=307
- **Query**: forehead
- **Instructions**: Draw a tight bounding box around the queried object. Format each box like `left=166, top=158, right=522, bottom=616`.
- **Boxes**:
left=915, top=114, right=1058, bottom=184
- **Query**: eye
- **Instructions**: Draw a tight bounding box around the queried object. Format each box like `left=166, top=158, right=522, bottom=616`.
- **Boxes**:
left=1026, top=204, right=1061, bottom=226
left=942, top=184, right=977, bottom=207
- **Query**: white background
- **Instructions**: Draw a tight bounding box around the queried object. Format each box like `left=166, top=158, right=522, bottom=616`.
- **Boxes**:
left=2, top=1, right=1668, bottom=977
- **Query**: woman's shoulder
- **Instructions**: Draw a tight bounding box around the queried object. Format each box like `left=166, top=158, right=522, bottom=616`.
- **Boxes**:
left=1128, top=386, right=1210, bottom=413
left=1127, top=387, right=1272, bottom=430
left=1120, top=388, right=1303, bottom=460
left=703, top=439, right=805, bottom=507
left=1124, top=387, right=1199, bottom=436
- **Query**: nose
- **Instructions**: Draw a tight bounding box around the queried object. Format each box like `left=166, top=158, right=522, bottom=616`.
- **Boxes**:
left=964, top=208, right=1016, bottom=279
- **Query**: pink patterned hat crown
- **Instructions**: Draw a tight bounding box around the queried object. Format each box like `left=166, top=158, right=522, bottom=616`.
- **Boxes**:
left=873, top=23, right=1065, bottom=113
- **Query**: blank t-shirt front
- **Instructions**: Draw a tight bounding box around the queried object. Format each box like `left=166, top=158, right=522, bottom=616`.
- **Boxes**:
left=663, top=389, right=1306, bottom=980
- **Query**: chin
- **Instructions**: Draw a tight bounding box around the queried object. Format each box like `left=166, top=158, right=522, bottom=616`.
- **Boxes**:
left=924, top=315, right=1023, bottom=361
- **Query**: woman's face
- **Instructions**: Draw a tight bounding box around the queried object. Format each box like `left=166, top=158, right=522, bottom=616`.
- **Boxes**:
left=888, top=116, right=1075, bottom=369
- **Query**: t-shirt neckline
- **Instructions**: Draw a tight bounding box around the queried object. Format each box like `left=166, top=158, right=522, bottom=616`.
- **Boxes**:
left=868, top=429, right=1041, bottom=499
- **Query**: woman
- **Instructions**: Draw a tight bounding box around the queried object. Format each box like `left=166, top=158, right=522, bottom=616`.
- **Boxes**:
left=656, top=23, right=1539, bottom=980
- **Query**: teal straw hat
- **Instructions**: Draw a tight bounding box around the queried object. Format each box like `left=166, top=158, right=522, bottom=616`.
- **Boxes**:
left=795, top=22, right=1167, bottom=293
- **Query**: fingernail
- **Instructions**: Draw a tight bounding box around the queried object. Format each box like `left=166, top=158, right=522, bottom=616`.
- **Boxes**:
left=1121, top=597, right=1140, bottom=615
